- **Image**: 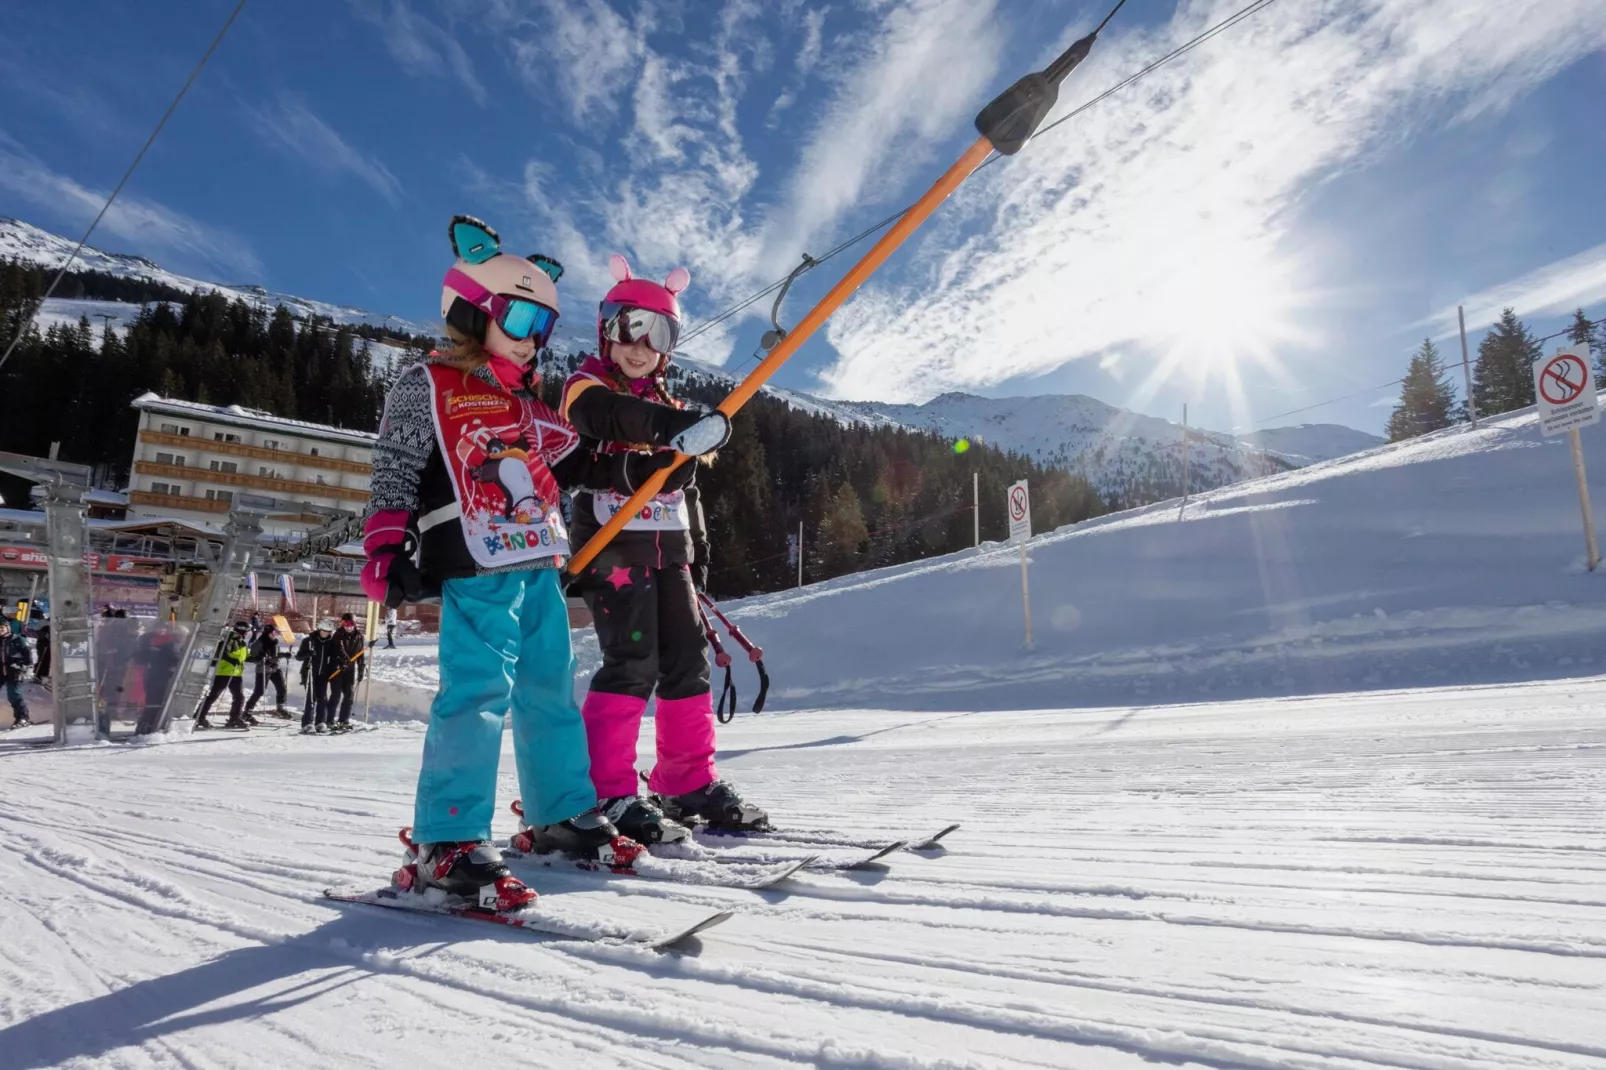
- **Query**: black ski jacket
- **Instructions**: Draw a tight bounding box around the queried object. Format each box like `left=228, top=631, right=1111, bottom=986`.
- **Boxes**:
left=248, top=631, right=282, bottom=671
left=331, top=626, right=366, bottom=681
left=1, top=633, right=32, bottom=682
left=295, top=633, right=342, bottom=682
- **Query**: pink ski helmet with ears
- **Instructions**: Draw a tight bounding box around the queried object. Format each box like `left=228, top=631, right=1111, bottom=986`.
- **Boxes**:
left=597, top=254, right=690, bottom=366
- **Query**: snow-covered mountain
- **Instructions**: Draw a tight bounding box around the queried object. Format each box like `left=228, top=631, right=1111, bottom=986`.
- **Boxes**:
left=1238, top=422, right=1386, bottom=465
left=0, top=216, right=432, bottom=336
left=5, top=216, right=1381, bottom=502
left=838, top=391, right=1290, bottom=504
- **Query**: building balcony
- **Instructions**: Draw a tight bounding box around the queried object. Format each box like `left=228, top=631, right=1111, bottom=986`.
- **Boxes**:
left=138, top=430, right=372, bottom=475
left=128, top=490, right=231, bottom=514
left=133, top=461, right=370, bottom=504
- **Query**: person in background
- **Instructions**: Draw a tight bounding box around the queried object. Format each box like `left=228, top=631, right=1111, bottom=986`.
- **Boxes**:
left=32, top=617, right=50, bottom=683
left=244, top=622, right=289, bottom=720
left=385, top=607, right=398, bottom=649
left=328, top=612, right=366, bottom=732
left=296, top=619, right=340, bottom=734
left=133, top=627, right=181, bottom=735
left=1, top=618, right=33, bottom=729
left=195, top=620, right=252, bottom=731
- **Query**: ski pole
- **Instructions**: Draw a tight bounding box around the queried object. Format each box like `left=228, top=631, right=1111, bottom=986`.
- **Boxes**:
left=697, top=606, right=738, bottom=724
left=565, top=23, right=1108, bottom=577
left=697, top=592, right=769, bottom=716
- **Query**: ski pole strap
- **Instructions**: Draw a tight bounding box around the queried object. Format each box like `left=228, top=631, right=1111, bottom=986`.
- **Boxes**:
left=716, top=664, right=737, bottom=725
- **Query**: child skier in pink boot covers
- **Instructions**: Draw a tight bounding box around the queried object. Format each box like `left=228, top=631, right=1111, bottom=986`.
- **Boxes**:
left=559, top=255, right=769, bottom=844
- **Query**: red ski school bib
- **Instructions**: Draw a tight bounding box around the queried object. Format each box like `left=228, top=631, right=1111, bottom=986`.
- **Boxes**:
left=423, top=363, right=578, bottom=569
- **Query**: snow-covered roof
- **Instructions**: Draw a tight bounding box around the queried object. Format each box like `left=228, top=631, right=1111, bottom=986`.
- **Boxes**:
left=131, top=393, right=378, bottom=448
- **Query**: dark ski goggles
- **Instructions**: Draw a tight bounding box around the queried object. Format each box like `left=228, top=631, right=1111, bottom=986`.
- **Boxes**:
left=600, top=302, right=680, bottom=355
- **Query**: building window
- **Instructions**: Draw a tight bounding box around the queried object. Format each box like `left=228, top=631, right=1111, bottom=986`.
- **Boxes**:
left=309, top=447, right=320, bottom=457
left=151, top=482, right=182, bottom=496
left=209, top=460, right=238, bottom=473
left=259, top=466, right=280, bottom=478
left=155, top=452, right=177, bottom=465
left=159, top=422, right=191, bottom=436
left=205, top=489, right=233, bottom=504
left=213, top=432, right=242, bottom=443
left=316, top=474, right=327, bottom=485
left=263, top=439, right=280, bottom=451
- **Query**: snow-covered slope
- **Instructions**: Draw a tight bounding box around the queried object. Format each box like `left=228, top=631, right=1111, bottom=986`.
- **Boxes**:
left=2, top=662, right=1601, bottom=1068
left=684, top=401, right=1606, bottom=712
left=1, top=216, right=432, bottom=335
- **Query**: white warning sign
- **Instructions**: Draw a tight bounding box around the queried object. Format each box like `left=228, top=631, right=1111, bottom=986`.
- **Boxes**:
left=1007, top=479, right=1031, bottom=545
left=1533, top=346, right=1598, bottom=438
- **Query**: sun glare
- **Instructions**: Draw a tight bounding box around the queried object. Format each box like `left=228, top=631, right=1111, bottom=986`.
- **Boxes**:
left=1149, top=239, right=1305, bottom=385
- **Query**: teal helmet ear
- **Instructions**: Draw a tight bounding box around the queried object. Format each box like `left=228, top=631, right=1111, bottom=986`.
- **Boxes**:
left=449, top=215, right=500, bottom=264
left=528, top=253, right=564, bottom=283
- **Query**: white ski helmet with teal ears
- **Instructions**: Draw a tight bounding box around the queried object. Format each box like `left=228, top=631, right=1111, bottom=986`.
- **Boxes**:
left=440, top=215, right=566, bottom=350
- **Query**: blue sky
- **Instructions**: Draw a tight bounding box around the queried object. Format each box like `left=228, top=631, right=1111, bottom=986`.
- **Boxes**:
left=3, top=0, right=1606, bottom=436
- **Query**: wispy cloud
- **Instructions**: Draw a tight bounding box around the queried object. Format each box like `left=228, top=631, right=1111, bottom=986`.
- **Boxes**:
left=0, top=131, right=261, bottom=277
left=756, top=0, right=1005, bottom=278
left=500, top=0, right=648, bottom=125
left=1425, top=242, right=1606, bottom=336
left=347, top=0, right=488, bottom=107
left=246, top=95, right=403, bottom=207
left=818, top=0, right=1606, bottom=402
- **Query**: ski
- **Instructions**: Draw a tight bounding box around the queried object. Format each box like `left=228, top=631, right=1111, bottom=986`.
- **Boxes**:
left=503, top=845, right=814, bottom=890
left=693, top=822, right=960, bottom=853
left=323, top=887, right=732, bottom=951
left=664, top=838, right=910, bottom=871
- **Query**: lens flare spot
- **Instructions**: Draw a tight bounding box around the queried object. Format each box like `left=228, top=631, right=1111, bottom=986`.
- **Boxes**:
left=953, top=438, right=971, bottom=454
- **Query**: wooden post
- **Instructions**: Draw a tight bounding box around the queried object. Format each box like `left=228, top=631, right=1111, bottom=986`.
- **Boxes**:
left=973, top=471, right=980, bottom=547
left=1019, top=542, right=1033, bottom=648
left=1569, top=427, right=1599, bottom=571
left=1459, top=305, right=1478, bottom=428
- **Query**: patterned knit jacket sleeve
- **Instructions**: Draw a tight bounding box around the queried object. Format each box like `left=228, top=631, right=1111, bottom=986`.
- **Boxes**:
left=367, top=363, right=434, bottom=518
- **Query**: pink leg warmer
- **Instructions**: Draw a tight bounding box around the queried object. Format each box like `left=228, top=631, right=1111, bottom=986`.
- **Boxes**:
left=582, top=690, right=648, bottom=799
left=648, top=693, right=717, bottom=797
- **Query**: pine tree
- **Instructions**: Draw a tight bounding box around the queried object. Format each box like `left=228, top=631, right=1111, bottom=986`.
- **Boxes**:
left=1470, top=308, right=1540, bottom=417
left=1385, top=339, right=1457, bottom=442
left=1569, top=308, right=1606, bottom=387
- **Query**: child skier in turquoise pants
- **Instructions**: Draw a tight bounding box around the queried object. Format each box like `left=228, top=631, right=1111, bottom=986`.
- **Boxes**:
left=361, top=216, right=646, bottom=913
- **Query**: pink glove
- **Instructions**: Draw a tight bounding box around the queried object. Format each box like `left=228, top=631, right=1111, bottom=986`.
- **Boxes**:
left=362, top=509, right=413, bottom=605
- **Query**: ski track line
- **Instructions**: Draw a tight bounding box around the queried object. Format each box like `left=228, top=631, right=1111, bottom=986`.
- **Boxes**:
left=8, top=838, right=939, bottom=1069
left=771, top=937, right=1606, bottom=1064
left=569, top=938, right=1576, bottom=1070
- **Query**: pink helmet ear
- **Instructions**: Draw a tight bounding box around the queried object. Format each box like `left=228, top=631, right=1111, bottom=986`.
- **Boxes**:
left=608, top=254, right=633, bottom=283
left=664, top=266, right=690, bottom=295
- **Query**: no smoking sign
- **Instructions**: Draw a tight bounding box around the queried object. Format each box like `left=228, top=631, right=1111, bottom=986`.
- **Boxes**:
left=1534, top=345, right=1599, bottom=438
left=1007, top=479, right=1031, bottom=544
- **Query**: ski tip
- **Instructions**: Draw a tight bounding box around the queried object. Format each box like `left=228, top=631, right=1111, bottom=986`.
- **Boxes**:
left=646, top=909, right=734, bottom=951
left=912, top=823, right=961, bottom=850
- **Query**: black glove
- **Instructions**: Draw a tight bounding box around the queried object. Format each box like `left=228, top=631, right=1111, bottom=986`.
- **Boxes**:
left=622, top=450, right=696, bottom=493
left=386, top=553, right=424, bottom=609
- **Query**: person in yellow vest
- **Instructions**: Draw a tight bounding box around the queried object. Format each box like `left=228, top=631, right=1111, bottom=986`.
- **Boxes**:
left=195, top=621, right=251, bottom=730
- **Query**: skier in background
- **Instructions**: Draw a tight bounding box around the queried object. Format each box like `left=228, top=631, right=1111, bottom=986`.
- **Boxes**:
left=359, top=215, right=646, bottom=912
left=32, top=617, right=50, bottom=683
left=195, top=620, right=251, bottom=730
left=557, top=254, right=768, bottom=842
left=1, top=618, right=33, bottom=729
left=328, top=612, right=366, bottom=732
left=296, top=619, right=339, bottom=734
left=244, top=623, right=289, bottom=720
left=385, top=606, right=398, bottom=649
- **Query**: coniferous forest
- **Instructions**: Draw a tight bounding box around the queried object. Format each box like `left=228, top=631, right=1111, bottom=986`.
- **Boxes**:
left=0, top=257, right=1106, bottom=598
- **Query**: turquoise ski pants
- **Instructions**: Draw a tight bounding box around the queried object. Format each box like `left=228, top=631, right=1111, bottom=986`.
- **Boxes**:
left=412, top=569, right=596, bottom=843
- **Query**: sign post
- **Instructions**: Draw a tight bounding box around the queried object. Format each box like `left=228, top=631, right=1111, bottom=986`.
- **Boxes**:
left=1532, top=345, right=1600, bottom=571
left=362, top=600, right=381, bottom=725
left=1007, top=479, right=1033, bottom=646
